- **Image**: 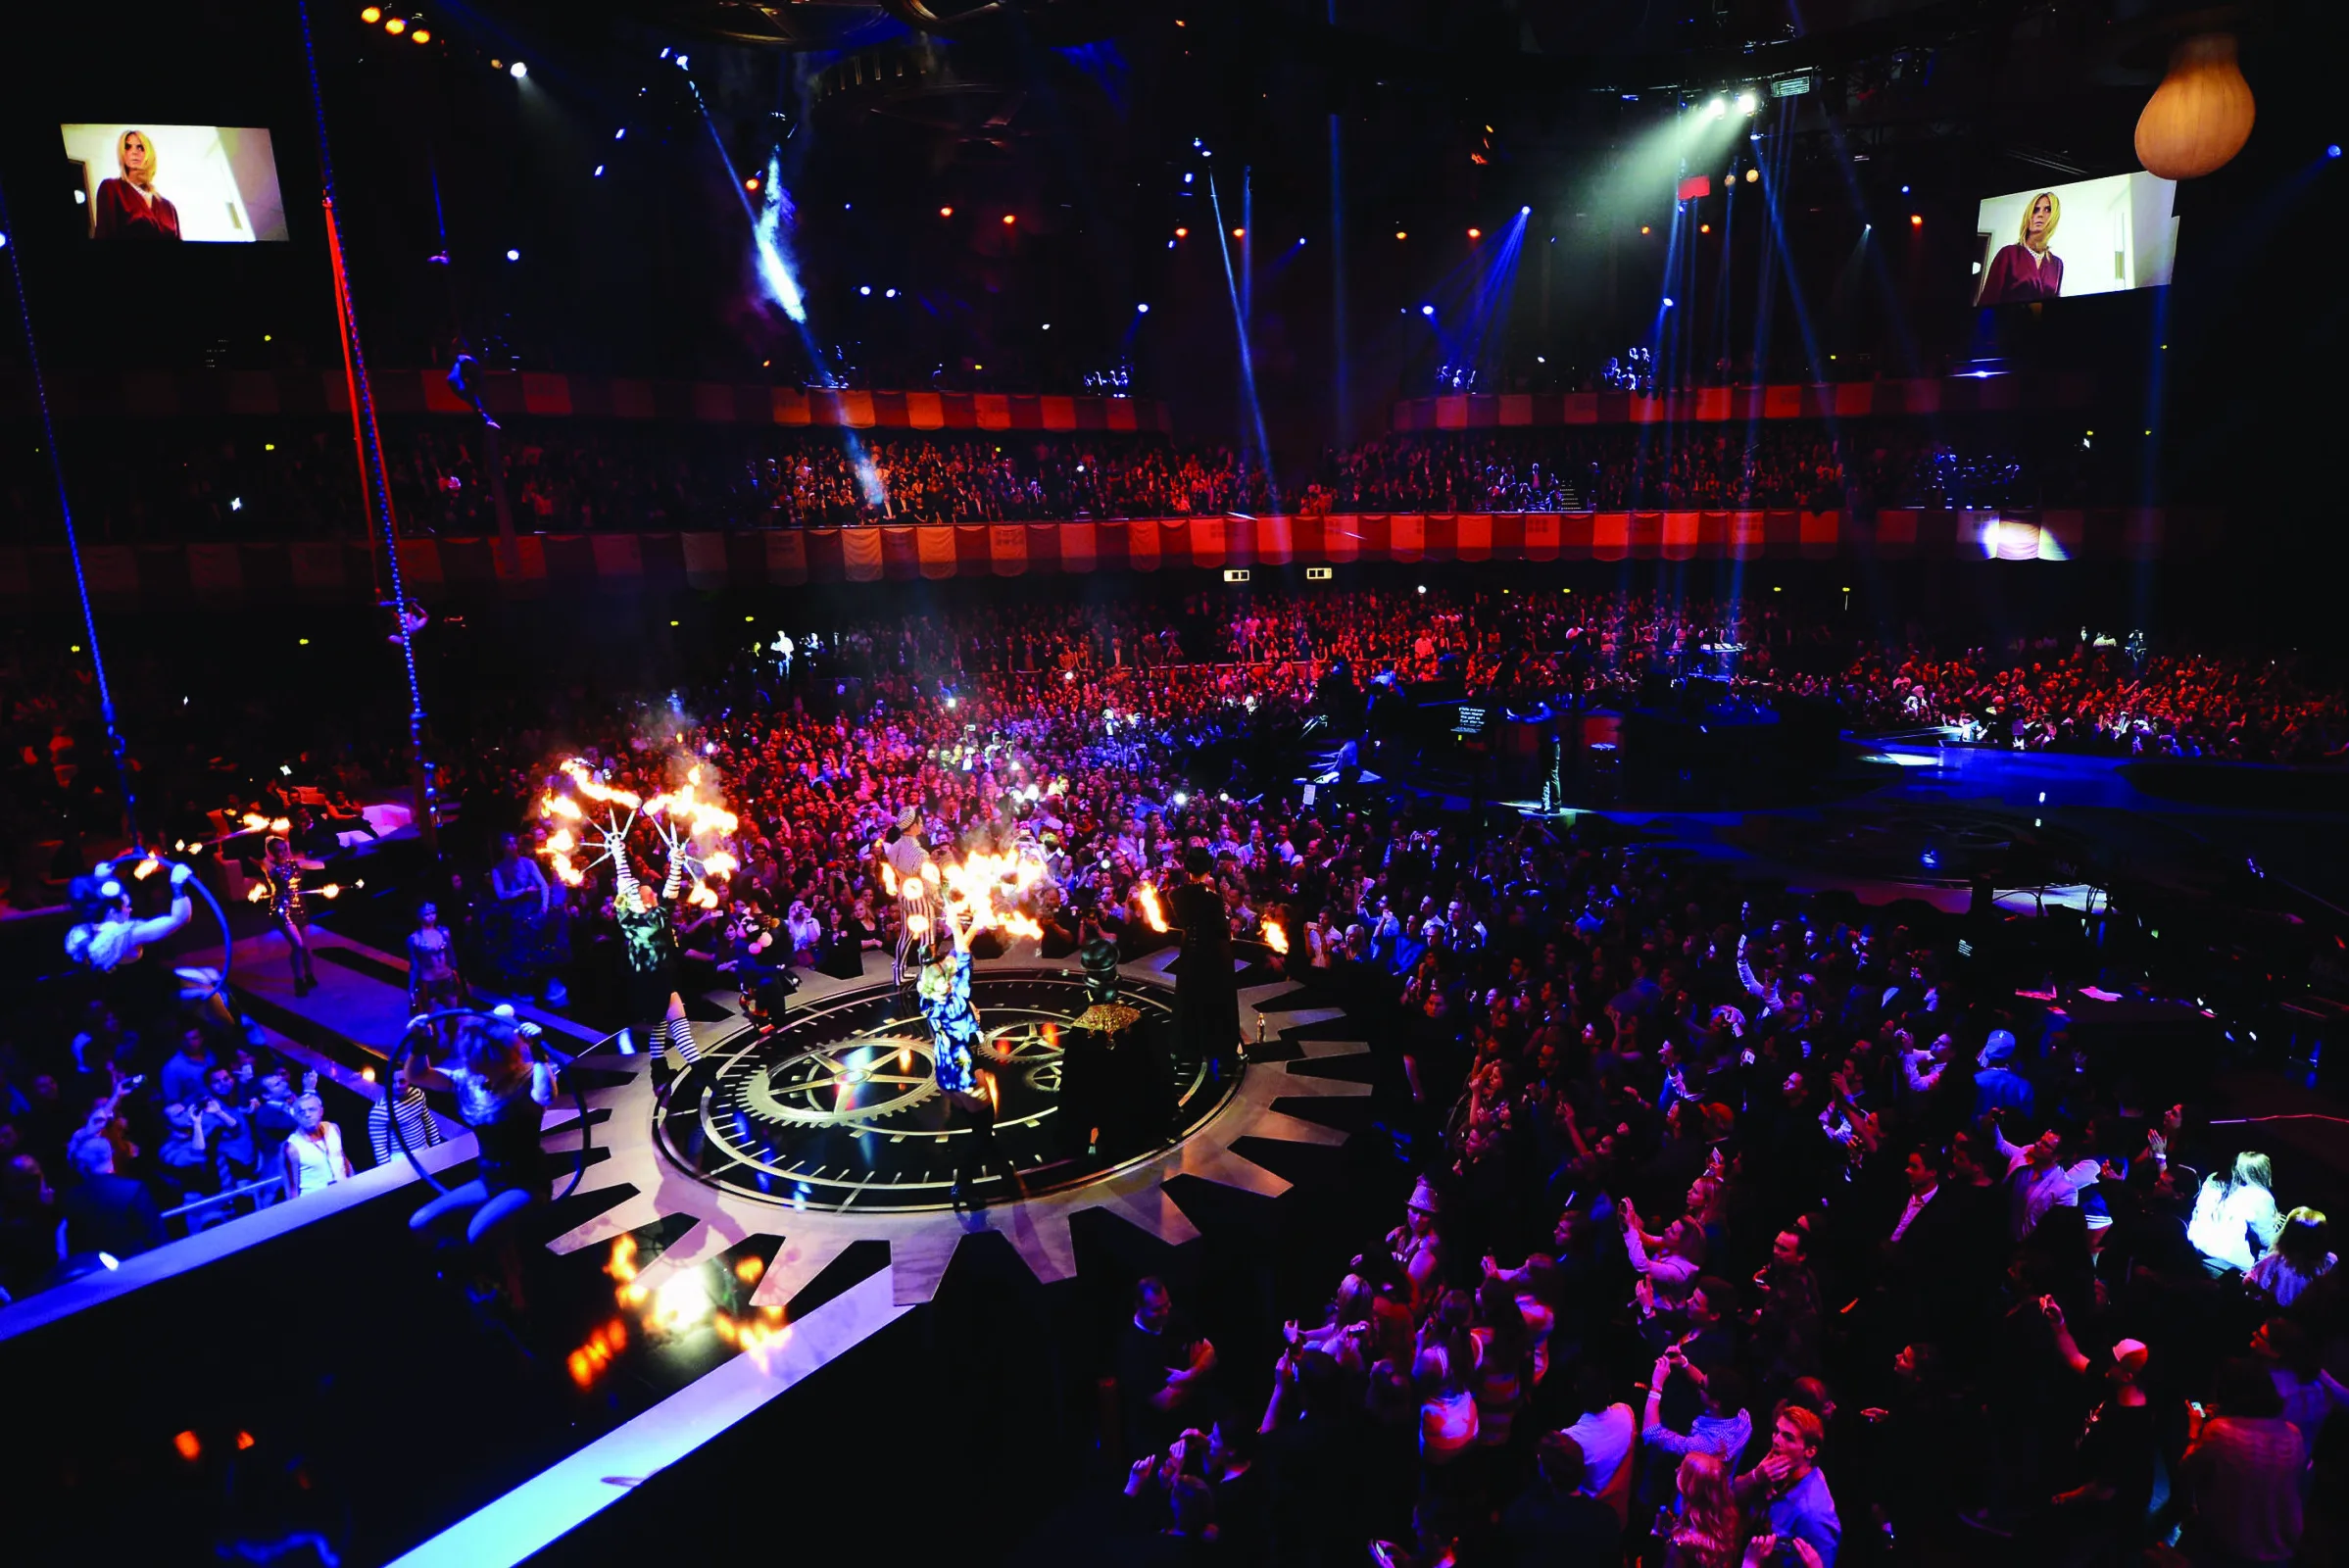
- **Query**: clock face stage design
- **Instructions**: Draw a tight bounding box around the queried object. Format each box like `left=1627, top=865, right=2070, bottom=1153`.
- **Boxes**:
left=653, top=972, right=1229, bottom=1214
left=540, top=958, right=1373, bottom=1309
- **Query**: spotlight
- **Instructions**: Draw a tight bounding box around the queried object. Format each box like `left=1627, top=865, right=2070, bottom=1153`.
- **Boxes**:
left=510, top=60, right=527, bottom=78
left=1520, top=205, right=1532, bottom=216
left=1174, top=226, right=1189, bottom=238
left=858, top=285, right=871, bottom=296
left=939, top=205, right=954, bottom=217
left=360, top=4, right=380, bottom=18
left=383, top=15, right=405, bottom=32
left=1395, top=229, right=1407, bottom=240
left=594, top=166, right=605, bottom=177
left=1002, top=214, right=1015, bottom=225
left=1736, top=90, right=1758, bottom=114
left=1167, top=239, right=1177, bottom=249
left=1420, top=304, right=1435, bottom=316
left=1231, top=226, right=1244, bottom=238
left=1662, top=296, right=1676, bottom=307
left=1706, top=98, right=1727, bottom=119
left=1640, top=225, right=1651, bottom=235
left=1699, top=223, right=1711, bottom=234
left=412, top=26, right=428, bottom=41
left=745, top=176, right=759, bottom=191
left=1136, top=302, right=1150, bottom=313
left=1909, top=214, right=1922, bottom=226
left=1744, top=168, right=1758, bottom=183
left=1467, top=226, right=1482, bottom=239
left=614, top=128, right=626, bottom=140
left=1040, top=320, right=1048, bottom=328
left=1900, top=184, right=1911, bottom=194
left=507, top=248, right=520, bottom=261
left=886, top=287, right=899, bottom=298
left=2330, top=145, right=2343, bottom=159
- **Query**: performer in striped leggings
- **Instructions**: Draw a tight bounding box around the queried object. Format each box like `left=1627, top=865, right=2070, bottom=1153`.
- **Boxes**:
left=883, top=807, right=936, bottom=987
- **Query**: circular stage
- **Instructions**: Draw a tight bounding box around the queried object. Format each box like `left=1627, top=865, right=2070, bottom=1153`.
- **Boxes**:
left=653, top=970, right=1242, bottom=1213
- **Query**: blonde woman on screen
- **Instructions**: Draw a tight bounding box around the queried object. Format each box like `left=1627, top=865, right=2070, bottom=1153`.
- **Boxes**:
left=1976, top=191, right=2060, bottom=305
left=92, top=129, right=182, bottom=241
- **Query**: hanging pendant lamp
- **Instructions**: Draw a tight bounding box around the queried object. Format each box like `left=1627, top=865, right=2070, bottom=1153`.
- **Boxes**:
left=2134, top=32, right=2255, bottom=180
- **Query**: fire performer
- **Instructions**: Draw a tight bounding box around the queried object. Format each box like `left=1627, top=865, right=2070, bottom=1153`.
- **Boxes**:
left=916, top=898, right=1018, bottom=1205
left=261, top=835, right=318, bottom=997
left=613, top=845, right=704, bottom=1065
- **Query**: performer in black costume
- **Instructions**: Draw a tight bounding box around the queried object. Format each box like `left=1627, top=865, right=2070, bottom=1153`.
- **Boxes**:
left=1167, top=847, right=1239, bottom=1062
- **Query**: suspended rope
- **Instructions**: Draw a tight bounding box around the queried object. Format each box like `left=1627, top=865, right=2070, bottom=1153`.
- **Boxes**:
left=294, top=0, right=438, bottom=850
left=0, top=179, right=140, bottom=846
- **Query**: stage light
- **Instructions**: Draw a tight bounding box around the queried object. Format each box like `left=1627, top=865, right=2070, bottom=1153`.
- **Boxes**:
left=1395, top=229, right=1407, bottom=240
left=1737, top=90, right=1758, bottom=114
left=1002, top=214, right=1015, bottom=225
left=745, top=176, right=759, bottom=191
left=511, top=60, right=528, bottom=78
left=361, top=5, right=380, bottom=19
left=0, top=234, right=8, bottom=248
left=1174, top=226, right=1188, bottom=238
left=614, top=128, right=626, bottom=140
left=1420, top=304, right=1436, bottom=317
left=1136, top=302, right=1150, bottom=313
left=887, top=288, right=899, bottom=298
left=1640, top=225, right=1650, bottom=235
left=229, top=497, right=243, bottom=512
left=1662, top=296, right=1676, bottom=307
left=412, top=26, right=428, bottom=41
left=507, top=248, right=520, bottom=260
left=1184, top=172, right=1194, bottom=185
left=1745, top=168, right=1759, bottom=183
left=1706, top=98, right=1728, bottom=119
left=676, top=54, right=689, bottom=68
left=939, top=205, right=954, bottom=217
left=1520, top=205, right=1532, bottom=215
left=1040, top=320, right=1048, bottom=328
left=1700, top=223, right=1711, bottom=234
left=858, top=285, right=871, bottom=295
left=594, top=166, right=605, bottom=177
left=383, top=16, right=405, bottom=33
left=1900, top=184, right=1911, bottom=194
left=2330, top=145, right=2343, bottom=159
left=1467, top=226, right=1481, bottom=239
left=174, top=1431, right=201, bottom=1462
left=1167, top=239, right=1177, bottom=249
left=1910, top=214, right=1922, bottom=226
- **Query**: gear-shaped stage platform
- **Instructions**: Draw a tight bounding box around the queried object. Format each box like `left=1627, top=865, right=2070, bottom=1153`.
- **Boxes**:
left=541, top=950, right=1371, bottom=1310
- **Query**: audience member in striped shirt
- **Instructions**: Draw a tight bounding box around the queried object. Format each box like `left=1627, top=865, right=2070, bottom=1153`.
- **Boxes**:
left=368, top=1065, right=443, bottom=1167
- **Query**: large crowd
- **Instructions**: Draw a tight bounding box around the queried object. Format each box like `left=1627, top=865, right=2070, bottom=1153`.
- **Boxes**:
left=1303, top=429, right=2097, bottom=514
left=1, top=418, right=2112, bottom=544
left=1, top=585, right=2342, bottom=1568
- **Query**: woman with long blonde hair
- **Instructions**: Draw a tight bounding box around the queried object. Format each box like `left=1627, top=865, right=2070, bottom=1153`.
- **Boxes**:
left=1976, top=190, right=2062, bottom=305
left=1662, top=1451, right=1740, bottom=1568
left=92, top=129, right=182, bottom=241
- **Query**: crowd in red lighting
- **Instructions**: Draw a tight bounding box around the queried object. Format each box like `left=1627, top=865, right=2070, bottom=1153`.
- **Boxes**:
left=4, top=419, right=2112, bottom=544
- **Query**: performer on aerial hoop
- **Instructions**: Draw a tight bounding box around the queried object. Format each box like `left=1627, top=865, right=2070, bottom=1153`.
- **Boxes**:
left=66, top=856, right=235, bottom=1039
left=883, top=805, right=936, bottom=988
left=404, top=1009, right=559, bottom=1310
left=916, top=898, right=1018, bottom=1206
left=261, top=835, right=318, bottom=997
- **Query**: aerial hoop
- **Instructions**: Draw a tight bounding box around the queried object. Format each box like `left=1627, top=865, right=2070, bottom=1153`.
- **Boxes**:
left=65, top=853, right=235, bottom=1010
left=388, top=1005, right=593, bottom=1200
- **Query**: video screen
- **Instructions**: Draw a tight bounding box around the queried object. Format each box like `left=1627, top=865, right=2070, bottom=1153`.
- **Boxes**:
left=60, top=123, right=289, bottom=243
left=1972, top=172, right=2178, bottom=307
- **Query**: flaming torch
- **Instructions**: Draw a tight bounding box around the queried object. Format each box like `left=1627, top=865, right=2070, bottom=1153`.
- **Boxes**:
left=1262, top=919, right=1290, bottom=956
left=1135, top=881, right=1169, bottom=934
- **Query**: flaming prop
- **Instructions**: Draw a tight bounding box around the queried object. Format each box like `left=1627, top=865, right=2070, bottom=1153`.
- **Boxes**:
left=1262, top=919, right=1290, bottom=956
left=539, top=759, right=642, bottom=889
left=646, top=764, right=742, bottom=908
left=538, top=756, right=742, bottom=903
left=1136, top=882, right=1169, bottom=933
left=937, top=849, right=1048, bottom=941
